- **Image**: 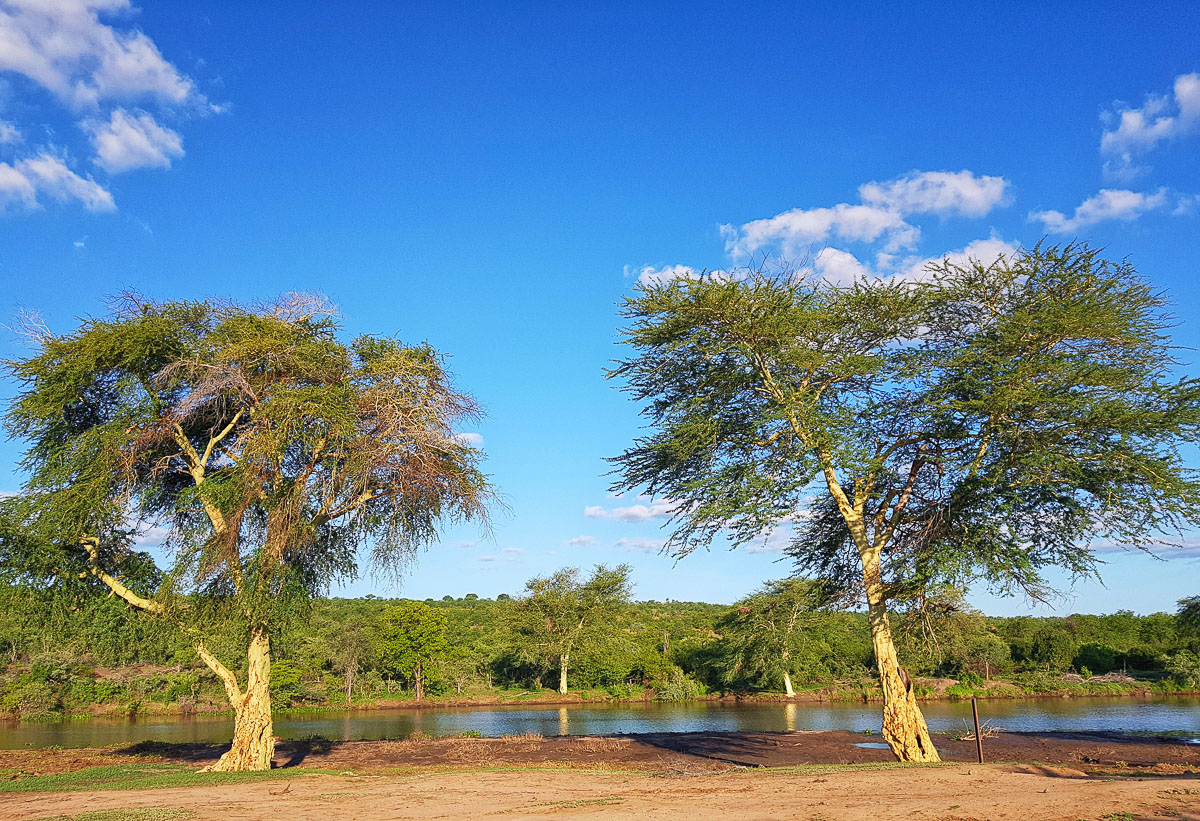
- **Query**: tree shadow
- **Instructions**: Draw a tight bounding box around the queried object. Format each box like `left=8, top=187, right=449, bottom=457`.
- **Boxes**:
left=110, top=737, right=337, bottom=768
left=276, top=737, right=337, bottom=768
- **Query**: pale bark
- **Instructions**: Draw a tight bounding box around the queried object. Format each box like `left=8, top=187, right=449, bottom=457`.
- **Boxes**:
left=558, top=654, right=569, bottom=695
left=782, top=669, right=796, bottom=698
left=415, top=659, right=425, bottom=702
left=860, top=544, right=939, bottom=763
left=203, top=626, right=275, bottom=772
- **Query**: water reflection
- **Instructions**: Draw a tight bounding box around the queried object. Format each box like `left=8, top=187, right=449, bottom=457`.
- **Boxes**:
left=2, top=696, right=1198, bottom=750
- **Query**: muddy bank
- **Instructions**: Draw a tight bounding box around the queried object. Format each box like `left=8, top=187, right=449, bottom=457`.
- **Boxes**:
left=2, top=730, right=1197, bottom=777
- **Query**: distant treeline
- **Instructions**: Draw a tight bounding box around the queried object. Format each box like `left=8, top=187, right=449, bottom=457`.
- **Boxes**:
left=2, top=582, right=1198, bottom=719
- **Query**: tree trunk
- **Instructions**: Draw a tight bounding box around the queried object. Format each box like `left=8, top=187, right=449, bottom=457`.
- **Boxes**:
left=345, top=665, right=354, bottom=705
left=415, top=659, right=425, bottom=701
left=204, top=626, right=275, bottom=772
left=782, top=669, right=796, bottom=698
left=860, top=546, right=939, bottom=763
left=558, top=654, right=569, bottom=695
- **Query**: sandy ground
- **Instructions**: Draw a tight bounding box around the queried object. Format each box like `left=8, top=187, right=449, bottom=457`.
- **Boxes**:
left=3, top=765, right=1200, bottom=820
left=2, top=732, right=1198, bottom=820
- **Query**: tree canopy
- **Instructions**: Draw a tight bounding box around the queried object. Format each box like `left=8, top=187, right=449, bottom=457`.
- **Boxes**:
left=3, top=293, right=494, bottom=769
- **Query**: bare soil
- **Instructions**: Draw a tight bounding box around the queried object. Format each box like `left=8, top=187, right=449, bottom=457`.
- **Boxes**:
left=2, top=732, right=1198, bottom=820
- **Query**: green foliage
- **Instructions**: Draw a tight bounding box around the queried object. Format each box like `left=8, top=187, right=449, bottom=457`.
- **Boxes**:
left=1074, top=643, right=1119, bottom=675
left=712, top=578, right=824, bottom=690
left=270, top=660, right=306, bottom=705
left=1029, top=625, right=1078, bottom=671
left=609, top=243, right=1200, bottom=609
left=1163, top=651, right=1200, bottom=688
left=1177, top=596, right=1200, bottom=639
left=656, top=667, right=702, bottom=701
left=376, top=601, right=447, bottom=683
left=507, top=565, right=633, bottom=691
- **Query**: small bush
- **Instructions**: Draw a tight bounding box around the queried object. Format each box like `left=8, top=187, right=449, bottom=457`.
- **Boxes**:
left=656, top=668, right=701, bottom=701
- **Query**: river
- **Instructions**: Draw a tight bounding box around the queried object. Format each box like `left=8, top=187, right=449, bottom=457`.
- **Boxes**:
left=2, top=696, right=1198, bottom=750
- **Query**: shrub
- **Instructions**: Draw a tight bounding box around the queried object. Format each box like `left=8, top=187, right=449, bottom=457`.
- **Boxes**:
left=656, top=667, right=701, bottom=701
left=1163, top=651, right=1200, bottom=688
left=1074, top=643, right=1118, bottom=675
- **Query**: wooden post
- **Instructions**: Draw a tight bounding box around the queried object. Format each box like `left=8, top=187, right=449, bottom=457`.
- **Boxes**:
left=971, top=697, right=983, bottom=763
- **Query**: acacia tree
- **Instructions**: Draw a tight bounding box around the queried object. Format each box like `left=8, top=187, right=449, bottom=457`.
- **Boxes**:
left=715, top=578, right=822, bottom=696
left=609, top=244, right=1200, bottom=761
left=4, top=294, right=492, bottom=770
left=509, top=564, right=632, bottom=694
left=376, top=600, right=447, bottom=700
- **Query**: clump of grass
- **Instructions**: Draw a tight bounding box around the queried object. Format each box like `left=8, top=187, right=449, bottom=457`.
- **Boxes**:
left=0, top=764, right=338, bottom=794
left=29, top=810, right=192, bottom=821
left=571, top=737, right=629, bottom=752
left=499, top=732, right=543, bottom=743
left=536, top=797, right=625, bottom=809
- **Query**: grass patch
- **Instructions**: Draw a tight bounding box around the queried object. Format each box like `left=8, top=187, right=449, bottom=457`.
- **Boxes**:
left=535, top=797, right=625, bottom=808
left=31, top=811, right=193, bottom=821
left=0, top=763, right=340, bottom=794
left=749, top=761, right=959, bottom=776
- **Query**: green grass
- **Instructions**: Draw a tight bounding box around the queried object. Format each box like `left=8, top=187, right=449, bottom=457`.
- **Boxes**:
left=0, top=764, right=342, bottom=794
left=749, top=761, right=960, bottom=776
left=32, top=810, right=193, bottom=821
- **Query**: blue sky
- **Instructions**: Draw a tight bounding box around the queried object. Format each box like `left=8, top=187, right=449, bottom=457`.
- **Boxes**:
left=1, top=1, right=1198, bottom=614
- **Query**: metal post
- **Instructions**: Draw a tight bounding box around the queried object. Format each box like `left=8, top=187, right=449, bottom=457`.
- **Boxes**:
left=971, top=697, right=983, bottom=763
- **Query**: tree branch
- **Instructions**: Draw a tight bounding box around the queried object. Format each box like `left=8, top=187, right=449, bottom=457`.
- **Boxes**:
left=81, top=536, right=164, bottom=615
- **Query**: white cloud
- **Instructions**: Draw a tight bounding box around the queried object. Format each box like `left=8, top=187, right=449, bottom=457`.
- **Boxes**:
left=892, top=236, right=1020, bottom=283
left=725, top=202, right=914, bottom=261
left=585, top=499, right=680, bottom=522
left=0, top=0, right=202, bottom=110
left=452, top=432, right=484, bottom=447
left=458, top=540, right=478, bottom=548
left=859, top=170, right=1010, bottom=218
left=565, top=536, right=595, bottom=547
left=812, top=246, right=873, bottom=285
left=1100, top=73, right=1200, bottom=177
left=629, top=263, right=700, bottom=287
left=614, top=536, right=664, bottom=553
left=1172, top=193, right=1200, bottom=216
left=0, top=161, right=37, bottom=208
left=0, top=152, right=114, bottom=211
left=85, top=107, right=182, bottom=172
left=721, top=170, right=1009, bottom=262
left=1029, top=188, right=1167, bottom=233
left=500, top=547, right=525, bottom=555
left=0, top=0, right=219, bottom=215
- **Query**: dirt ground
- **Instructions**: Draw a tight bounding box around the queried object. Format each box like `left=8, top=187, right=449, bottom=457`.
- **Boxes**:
left=2, top=732, right=1198, bottom=820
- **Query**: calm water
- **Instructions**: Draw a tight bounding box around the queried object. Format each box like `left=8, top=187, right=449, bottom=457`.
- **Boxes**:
left=2, top=696, right=1198, bottom=750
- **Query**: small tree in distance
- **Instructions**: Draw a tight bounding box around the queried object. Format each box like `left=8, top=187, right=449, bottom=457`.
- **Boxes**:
left=376, top=601, right=447, bottom=700
left=509, top=565, right=632, bottom=694
left=715, top=578, right=823, bottom=697
left=609, top=244, right=1200, bottom=761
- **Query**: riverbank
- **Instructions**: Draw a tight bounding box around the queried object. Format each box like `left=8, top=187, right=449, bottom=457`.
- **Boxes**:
left=2, top=731, right=1198, bottom=820
left=22, top=675, right=1198, bottom=722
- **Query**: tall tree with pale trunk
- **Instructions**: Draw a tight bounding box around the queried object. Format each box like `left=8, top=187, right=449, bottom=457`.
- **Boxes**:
left=4, top=293, right=493, bottom=771
left=508, top=564, right=632, bottom=694
left=608, top=244, right=1200, bottom=761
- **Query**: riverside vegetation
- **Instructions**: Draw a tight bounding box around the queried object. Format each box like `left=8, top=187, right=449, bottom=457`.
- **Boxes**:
left=2, top=576, right=1198, bottom=720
